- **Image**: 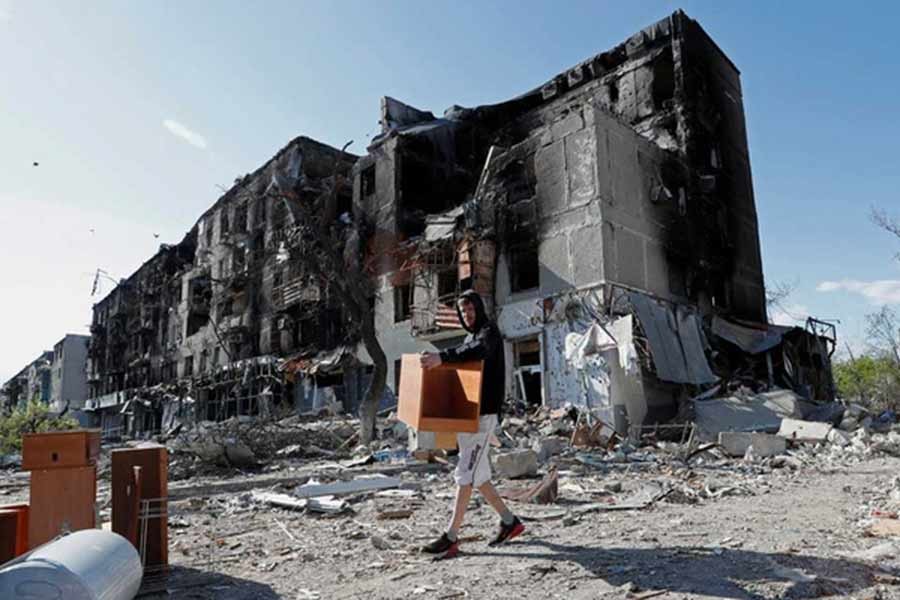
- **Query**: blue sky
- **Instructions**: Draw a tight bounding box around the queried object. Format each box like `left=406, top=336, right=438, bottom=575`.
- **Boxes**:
left=1, top=0, right=898, bottom=382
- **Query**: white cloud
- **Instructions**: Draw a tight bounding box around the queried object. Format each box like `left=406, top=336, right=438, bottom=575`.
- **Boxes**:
left=770, top=303, right=809, bottom=326
left=816, top=279, right=900, bottom=305
left=163, top=119, right=208, bottom=149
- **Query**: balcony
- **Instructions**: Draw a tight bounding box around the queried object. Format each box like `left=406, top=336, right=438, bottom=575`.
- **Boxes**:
left=273, top=278, right=320, bottom=311
left=411, top=293, right=465, bottom=341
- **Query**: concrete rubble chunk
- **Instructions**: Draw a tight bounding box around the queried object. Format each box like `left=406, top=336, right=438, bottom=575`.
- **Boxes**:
left=827, top=428, right=852, bottom=447
left=533, top=436, right=568, bottom=462
left=494, top=449, right=539, bottom=479
left=717, top=432, right=786, bottom=458
left=778, top=418, right=833, bottom=443
left=694, top=389, right=804, bottom=442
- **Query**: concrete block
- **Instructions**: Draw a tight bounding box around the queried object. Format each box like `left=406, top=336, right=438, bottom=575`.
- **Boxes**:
left=533, top=436, right=568, bottom=463
left=535, top=141, right=567, bottom=215
left=539, top=234, right=573, bottom=295
left=777, top=418, right=832, bottom=443
left=494, top=449, right=538, bottom=479
left=571, top=224, right=604, bottom=286
left=565, top=129, right=596, bottom=207
left=718, top=432, right=786, bottom=458
left=827, top=428, right=852, bottom=447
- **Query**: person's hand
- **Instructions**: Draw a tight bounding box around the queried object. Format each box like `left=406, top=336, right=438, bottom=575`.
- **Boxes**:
left=420, top=352, right=442, bottom=370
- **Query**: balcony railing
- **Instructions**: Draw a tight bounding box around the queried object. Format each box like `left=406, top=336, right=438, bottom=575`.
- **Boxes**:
left=411, top=293, right=464, bottom=338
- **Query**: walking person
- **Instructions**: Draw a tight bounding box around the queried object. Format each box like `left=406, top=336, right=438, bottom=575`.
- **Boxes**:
left=419, top=290, right=525, bottom=559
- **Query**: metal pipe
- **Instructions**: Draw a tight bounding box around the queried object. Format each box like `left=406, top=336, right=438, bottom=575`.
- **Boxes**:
left=0, top=529, right=142, bottom=600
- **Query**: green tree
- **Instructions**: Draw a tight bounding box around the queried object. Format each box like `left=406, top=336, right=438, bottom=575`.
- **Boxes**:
left=0, top=400, right=79, bottom=454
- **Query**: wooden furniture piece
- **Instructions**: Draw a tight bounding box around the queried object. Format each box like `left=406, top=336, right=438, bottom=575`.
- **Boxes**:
left=398, top=354, right=483, bottom=433
left=111, top=446, right=168, bottom=569
left=28, top=466, right=96, bottom=548
left=22, top=429, right=100, bottom=470
left=0, top=504, right=29, bottom=563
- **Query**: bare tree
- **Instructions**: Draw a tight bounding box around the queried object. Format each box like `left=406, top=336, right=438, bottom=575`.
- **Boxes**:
left=872, top=208, right=900, bottom=262
left=866, top=306, right=900, bottom=365
left=270, top=142, right=387, bottom=445
left=765, top=280, right=798, bottom=324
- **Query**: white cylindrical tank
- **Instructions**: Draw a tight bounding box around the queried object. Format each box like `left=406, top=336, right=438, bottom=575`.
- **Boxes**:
left=0, top=529, right=143, bottom=600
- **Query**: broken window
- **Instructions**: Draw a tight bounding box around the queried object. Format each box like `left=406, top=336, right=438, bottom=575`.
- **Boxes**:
left=218, top=258, right=229, bottom=280
left=513, top=338, right=543, bottom=406
left=199, top=350, right=208, bottom=374
left=205, top=217, right=214, bottom=247
left=361, top=165, right=376, bottom=197
left=651, top=47, right=676, bottom=109
left=255, top=198, right=267, bottom=228
left=232, top=246, right=246, bottom=274
left=509, top=244, right=540, bottom=293
left=337, top=191, right=352, bottom=218
left=234, top=202, right=248, bottom=232
left=220, top=209, right=230, bottom=235
left=394, top=284, right=411, bottom=322
left=183, top=355, right=194, bottom=377
left=273, top=267, right=283, bottom=288
left=437, top=268, right=457, bottom=300
left=213, top=346, right=221, bottom=367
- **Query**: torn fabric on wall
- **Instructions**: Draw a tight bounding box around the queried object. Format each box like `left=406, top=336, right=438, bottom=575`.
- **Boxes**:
left=628, top=292, right=717, bottom=385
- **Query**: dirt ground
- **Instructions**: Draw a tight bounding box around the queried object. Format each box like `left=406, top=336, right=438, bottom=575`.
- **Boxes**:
left=119, top=451, right=900, bottom=600
left=4, top=433, right=900, bottom=599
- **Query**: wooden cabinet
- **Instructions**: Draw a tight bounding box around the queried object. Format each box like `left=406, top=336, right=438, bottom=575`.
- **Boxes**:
left=28, top=467, right=96, bottom=548
left=0, top=504, right=29, bottom=563
left=22, top=429, right=101, bottom=470
left=398, top=354, right=482, bottom=433
left=111, top=446, right=168, bottom=568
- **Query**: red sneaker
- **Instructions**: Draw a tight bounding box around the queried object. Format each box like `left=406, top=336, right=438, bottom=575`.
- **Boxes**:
left=488, top=516, right=525, bottom=546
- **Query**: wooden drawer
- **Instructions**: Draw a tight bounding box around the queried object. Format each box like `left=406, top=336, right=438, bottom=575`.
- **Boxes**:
left=398, top=354, right=482, bottom=433
left=28, top=467, right=96, bottom=549
left=22, top=429, right=101, bottom=470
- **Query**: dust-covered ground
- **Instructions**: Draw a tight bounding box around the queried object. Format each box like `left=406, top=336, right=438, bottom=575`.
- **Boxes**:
left=142, top=451, right=900, bottom=599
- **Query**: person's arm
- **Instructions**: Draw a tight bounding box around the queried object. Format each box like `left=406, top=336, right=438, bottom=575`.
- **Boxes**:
left=439, top=325, right=498, bottom=363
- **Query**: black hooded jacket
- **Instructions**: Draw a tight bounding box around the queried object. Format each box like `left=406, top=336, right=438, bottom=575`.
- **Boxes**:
left=438, top=290, right=505, bottom=417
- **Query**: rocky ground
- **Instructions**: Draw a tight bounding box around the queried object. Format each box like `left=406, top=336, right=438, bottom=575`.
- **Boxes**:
left=5, top=416, right=900, bottom=599
left=142, top=433, right=900, bottom=598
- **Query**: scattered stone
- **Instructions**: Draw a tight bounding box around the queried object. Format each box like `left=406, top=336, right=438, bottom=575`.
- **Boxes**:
left=494, top=449, right=539, bottom=479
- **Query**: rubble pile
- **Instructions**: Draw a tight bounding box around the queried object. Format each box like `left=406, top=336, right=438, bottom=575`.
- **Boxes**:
left=166, top=415, right=363, bottom=480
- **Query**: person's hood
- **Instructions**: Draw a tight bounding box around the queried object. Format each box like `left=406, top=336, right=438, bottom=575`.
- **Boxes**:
left=456, top=290, right=488, bottom=333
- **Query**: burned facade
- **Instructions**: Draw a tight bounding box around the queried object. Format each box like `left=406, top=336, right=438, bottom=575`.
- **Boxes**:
left=355, top=10, right=833, bottom=433
left=85, top=137, right=357, bottom=437
left=78, top=10, right=833, bottom=440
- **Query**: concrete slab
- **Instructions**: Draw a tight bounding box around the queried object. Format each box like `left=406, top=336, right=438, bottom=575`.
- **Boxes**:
left=778, top=418, right=832, bottom=443
left=718, top=432, right=786, bottom=458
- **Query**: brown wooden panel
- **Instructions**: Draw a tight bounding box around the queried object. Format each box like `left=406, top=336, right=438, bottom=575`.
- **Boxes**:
left=398, top=355, right=482, bottom=433
left=398, top=354, right=425, bottom=430
left=111, top=446, right=168, bottom=568
left=28, top=466, right=96, bottom=548
left=0, top=510, right=18, bottom=564
left=0, top=504, right=29, bottom=557
left=22, top=429, right=101, bottom=470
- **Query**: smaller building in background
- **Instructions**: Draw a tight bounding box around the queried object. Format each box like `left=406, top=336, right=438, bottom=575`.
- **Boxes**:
left=2, top=336, right=91, bottom=423
left=49, top=334, right=91, bottom=424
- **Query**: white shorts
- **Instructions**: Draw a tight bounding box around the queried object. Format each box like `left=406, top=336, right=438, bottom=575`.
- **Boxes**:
left=455, top=414, right=497, bottom=487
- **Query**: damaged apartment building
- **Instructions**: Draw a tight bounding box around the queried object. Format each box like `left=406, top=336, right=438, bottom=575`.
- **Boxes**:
left=85, top=137, right=358, bottom=437
left=355, top=9, right=835, bottom=434
left=82, top=10, right=835, bottom=439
